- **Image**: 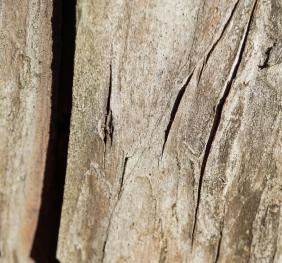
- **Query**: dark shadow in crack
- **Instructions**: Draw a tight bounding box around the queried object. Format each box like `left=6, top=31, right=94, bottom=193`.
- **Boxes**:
left=31, top=0, right=76, bottom=261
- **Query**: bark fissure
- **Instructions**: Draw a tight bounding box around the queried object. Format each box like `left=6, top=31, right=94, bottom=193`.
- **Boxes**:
left=191, top=0, right=258, bottom=247
left=205, top=0, right=240, bottom=64
left=101, top=156, right=129, bottom=262
left=197, top=59, right=206, bottom=85
left=161, top=0, right=241, bottom=157
left=214, top=205, right=226, bottom=263
left=258, top=46, right=273, bottom=69
left=195, top=0, right=239, bottom=90
left=162, top=70, right=194, bottom=155
left=214, top=228, right=223, bottom=263
left=186, top=0, right=206, bottom=67
left=159, top=219, right=168, bottom=263
left=101, top=229, right=109, bottom=263
left=30, top=0, right=76, bottom=261
left=104, top=64, right=114, bottom=146
left=118, top=157, right=129, bottom=200
left=101, top=201, right=116, bottom=263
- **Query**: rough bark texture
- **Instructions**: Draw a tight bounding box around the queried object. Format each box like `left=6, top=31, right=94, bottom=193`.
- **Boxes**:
left=0, top=1, right=52, bottom=262
left=0, top=0, right=281, bottom=262
left=57, top=0, right=282, bottom=262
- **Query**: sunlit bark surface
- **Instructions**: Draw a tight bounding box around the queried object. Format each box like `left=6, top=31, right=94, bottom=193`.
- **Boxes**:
left=58, top=0, right=282, bottom=262
left=0, top=1, right=52, bottom=262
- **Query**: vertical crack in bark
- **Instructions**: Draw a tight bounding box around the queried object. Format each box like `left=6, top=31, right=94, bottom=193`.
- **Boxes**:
left=159, top=219, right=168, bottom=263
left=214, top=204, right=226, bottom=263
left=214, top=228, right=223, bottom=263
left=191, top=0, right=258, bottom=247
left=162, top=70, right=194, bottom=155
left=101, top=156, right=129, bottom=262
left=101, top=229, right=109, bottom=263
left=196, top=59, right=206, bottom=85
left=104, top=64, right=114, bottom=147
left=258, top=46, right=273, bottom=69
left=118, top=157, right=128, bottom=200
left=30, top=0, right=76, bottom=262
left=205, top=0, right=240, bottom=64
left=161, top=0, right=240, bottom=157
left=194, top=0, right=239, bottom=93
left=186, top=0, right=206, bottom=67
left=214, top=210, right=227, bottom=263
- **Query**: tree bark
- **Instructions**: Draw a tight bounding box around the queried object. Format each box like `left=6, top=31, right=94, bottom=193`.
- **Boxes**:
left=0, top=0, right=281, bottom=262
left=0, top=1, right=52, bottom=262
left=57, top=0, right=282, bottom=263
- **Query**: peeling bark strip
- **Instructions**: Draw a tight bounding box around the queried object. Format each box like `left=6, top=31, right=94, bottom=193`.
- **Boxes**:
left=162, top=70, right=194, bottom=155
left=191, top=0, right=258, bottom=246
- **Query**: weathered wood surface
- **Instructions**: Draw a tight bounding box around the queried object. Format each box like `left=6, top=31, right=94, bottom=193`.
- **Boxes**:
left=56, top=0, right=282, bottom=262
left=0, top=1, right=52, bottom=262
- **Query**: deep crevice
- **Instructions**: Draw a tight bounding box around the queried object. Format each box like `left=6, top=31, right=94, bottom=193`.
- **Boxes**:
left=214, top=226, right=223, bottom=263
left=205, top=0, right=240, bottom=64
left=161, top=0, right=241, bottom=158
left=101, top=156, right=130, bottom=262
left=118, top=157, right=128, bottom=200
left=161, top=0, right=240, bottom=158
left=214, top=204, right=226, bottom=263
left=104, top=64, right=113, bottom=147
left=258, top=46, right=273, bottom=69
left=214, top=218, right=225, bottom=263
left=191, top=0, right=257, bottom=247
left=161, top=70, right=194, bottom=155
left=31, top=0, right=76, bottom=262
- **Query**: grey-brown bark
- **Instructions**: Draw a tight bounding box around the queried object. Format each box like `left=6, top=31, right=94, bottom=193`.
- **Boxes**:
left=0, top=1, right=52, bottom=262
left=57, top=0, right=282, bottom=262
left=0, top=0, right=281, bottom=262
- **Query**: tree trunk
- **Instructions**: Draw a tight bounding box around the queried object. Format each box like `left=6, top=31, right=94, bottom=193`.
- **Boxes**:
left=0, top=0, right=281, bottom=262
left=0, top=1, right=52, bottom=262
left=57, top=0, right=282, bottom=263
